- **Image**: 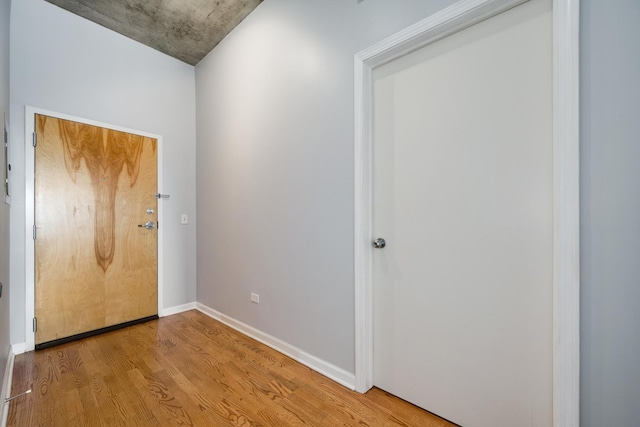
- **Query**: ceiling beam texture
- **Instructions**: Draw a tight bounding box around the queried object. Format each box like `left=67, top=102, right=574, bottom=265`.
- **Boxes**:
left=45, top=0, right=263, bottom=65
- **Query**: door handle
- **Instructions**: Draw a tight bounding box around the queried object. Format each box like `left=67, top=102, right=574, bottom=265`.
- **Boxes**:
left=372, top=238, right=386, bottom=249
left=138, top=221, right=156, bottom=230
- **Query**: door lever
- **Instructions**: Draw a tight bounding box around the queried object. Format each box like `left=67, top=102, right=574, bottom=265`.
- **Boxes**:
left=138, top=221, right=156, bottom=230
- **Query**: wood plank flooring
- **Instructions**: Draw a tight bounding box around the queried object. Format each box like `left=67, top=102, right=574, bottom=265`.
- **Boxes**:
left=7, top=310, right=455, bottom=426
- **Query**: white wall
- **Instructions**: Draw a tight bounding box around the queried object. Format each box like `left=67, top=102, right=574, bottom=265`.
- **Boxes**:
left=580, top=0, right=640, bottom=425
left=0, top=0, right=11, bottom=389
left=9, top=0, right=197, bottom=345
left=195, top=0, right=457, bottom=373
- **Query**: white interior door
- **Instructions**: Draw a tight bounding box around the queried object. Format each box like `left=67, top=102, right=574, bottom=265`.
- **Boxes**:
left=372, top=1, right=553, bottom=426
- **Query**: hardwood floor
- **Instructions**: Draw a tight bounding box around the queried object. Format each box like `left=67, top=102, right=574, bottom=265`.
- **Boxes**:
left=7, top=310, right=455, bottom=426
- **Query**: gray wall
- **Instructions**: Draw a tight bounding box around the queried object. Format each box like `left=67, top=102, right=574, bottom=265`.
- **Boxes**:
left=10, top=0, right=197, bottom=345
left=195, top=0, right=457, bottom=373
left=0, top=0, right=10, bottom=391
left=580, top=0, right=640, bottom=425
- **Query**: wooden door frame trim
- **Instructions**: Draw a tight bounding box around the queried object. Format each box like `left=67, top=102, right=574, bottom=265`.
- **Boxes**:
left=353, top=0, right=580, bottom=425
left=24, top=106, right=165, bottom=351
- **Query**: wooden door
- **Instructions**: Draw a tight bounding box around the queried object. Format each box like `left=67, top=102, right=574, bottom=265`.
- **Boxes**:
left=35, top=114, right=158, bottom=346
left=372, top=1, right=553, bottom=426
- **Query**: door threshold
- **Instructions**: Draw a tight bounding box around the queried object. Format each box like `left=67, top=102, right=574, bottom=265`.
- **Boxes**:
left=35, top=315, right=159, bottom=350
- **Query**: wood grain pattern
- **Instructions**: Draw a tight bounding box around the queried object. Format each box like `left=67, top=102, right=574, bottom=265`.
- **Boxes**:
left=35, top=114, right=158, bottom=344
left=8, top=311, right=456, bottom=427
left=59, top=119, right=146, bottom=270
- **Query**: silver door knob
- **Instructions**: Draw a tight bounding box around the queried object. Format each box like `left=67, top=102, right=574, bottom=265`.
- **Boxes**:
left=372, top=238, right=386, bottom=249
left=138, top=221, right=156, bottom=230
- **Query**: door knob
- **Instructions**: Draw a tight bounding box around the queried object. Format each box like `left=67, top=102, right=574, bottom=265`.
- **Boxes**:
left=372, top=238, right=386, bottom=249
left=138, top=221, right=156, bottom=230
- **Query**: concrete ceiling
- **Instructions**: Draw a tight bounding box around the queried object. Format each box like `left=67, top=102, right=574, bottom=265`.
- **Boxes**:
left=44, top=0, right=263, bottom=66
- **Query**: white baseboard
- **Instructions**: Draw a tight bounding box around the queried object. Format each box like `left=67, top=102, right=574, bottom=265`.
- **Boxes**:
left=160, top=302, right=197, bottom=317
left=196, top=303, right=356, bottom=390
left=1, top=347, right=15, bottom=427
left=9, top=344, right=25, bottom=356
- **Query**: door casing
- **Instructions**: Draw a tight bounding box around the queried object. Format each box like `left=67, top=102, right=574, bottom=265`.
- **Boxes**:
left=24, top=106, right=165, bottom=351
left=353, top=0, right=579, bottom=426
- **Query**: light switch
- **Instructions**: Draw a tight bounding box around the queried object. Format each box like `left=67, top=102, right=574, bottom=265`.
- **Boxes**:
left=181, top=214, right=188, bottom=225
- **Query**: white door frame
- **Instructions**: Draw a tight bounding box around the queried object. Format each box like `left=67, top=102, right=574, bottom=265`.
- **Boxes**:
left=24, top=106, right=165, bottom=351
left=353, top=0, right=579, bottom=426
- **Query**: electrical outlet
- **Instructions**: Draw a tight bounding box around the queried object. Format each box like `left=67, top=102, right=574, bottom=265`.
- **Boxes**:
left=251, top=293, right=259, bottom=304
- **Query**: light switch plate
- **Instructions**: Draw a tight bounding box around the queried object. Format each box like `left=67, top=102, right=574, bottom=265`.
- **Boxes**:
left=181, top=214, right=188, bottom=225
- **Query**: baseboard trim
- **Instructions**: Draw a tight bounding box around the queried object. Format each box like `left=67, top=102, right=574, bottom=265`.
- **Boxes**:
left=195, top=303, right=356, bottom=390
left=1, top=347, right=16, bottom=427
left=160, top=302, right=197, bottom=317
left=10, top=344, right=25, bottom=356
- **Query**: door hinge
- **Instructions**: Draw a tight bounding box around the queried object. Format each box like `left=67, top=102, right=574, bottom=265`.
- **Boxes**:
left=32, top=132, right=37, bottom=148
left=33, top=224, right=37, bottom=240
left=33, top=317, right=37, bottom=332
